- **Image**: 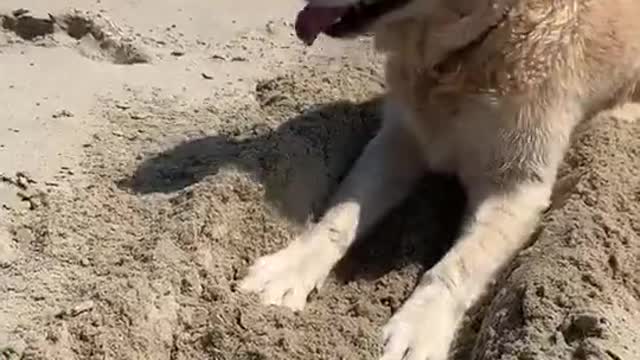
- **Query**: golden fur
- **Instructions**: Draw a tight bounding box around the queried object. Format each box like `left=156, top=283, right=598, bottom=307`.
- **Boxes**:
left=240, top=1, right=640, bottom=359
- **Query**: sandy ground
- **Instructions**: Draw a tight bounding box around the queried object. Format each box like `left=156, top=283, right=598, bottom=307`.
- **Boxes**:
left=1, top=1, right=639, bottom=360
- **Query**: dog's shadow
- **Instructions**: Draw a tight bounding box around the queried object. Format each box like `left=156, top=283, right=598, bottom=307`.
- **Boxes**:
left=119, top=97, right=467, bottom=282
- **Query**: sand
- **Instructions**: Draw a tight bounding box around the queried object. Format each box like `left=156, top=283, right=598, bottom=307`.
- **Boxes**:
left=1, top=1, right=638, bottom=360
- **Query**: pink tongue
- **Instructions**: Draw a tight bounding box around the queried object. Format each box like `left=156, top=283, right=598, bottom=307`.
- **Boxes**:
left=295, top=5, right=348, bottom=45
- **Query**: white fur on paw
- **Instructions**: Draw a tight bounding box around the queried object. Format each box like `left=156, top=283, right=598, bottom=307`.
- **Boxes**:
left=380, top=288, right=458, bottom=360
left=239, top=240, right=335, bottom=311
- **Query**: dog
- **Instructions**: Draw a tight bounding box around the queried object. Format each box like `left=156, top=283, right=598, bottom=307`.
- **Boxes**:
left=240, top=0, right=640, bottom=359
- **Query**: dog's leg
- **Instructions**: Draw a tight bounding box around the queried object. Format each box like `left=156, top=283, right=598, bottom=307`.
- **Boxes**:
left=240, top=102, right=424, bottom=311
left=380, top=180, right=552, bottom=360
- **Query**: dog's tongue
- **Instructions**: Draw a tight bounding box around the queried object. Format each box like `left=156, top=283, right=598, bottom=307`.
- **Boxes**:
left=295, top=5, right=348, bottom=45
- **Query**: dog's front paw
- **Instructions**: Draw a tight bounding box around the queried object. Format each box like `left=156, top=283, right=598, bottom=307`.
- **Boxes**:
left=380, top=285, right=459, bottom=360
left=238, top=239, right=336, bottom=311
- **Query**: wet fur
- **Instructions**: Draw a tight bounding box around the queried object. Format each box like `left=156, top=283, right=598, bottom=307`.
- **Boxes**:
left=240, top=1, right=640, bottom=359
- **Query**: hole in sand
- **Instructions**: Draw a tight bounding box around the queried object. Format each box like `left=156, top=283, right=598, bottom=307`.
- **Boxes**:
left=1, top=10, right=54, bottom=40
left=1, top=9, right=151, bottom=65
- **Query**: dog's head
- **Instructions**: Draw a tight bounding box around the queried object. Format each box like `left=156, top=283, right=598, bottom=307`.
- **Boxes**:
left=295, top=0, right=432, bottom=45
left=295, top=0, right=511, bottom=52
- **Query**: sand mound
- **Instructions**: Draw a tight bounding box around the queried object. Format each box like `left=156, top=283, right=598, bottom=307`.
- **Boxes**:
left=473, top=109, right=640, bottom=360
left=1, top=52, right=639, bottom=360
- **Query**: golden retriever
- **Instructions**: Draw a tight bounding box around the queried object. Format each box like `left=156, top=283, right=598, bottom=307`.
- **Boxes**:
left=240, top=0, right=640, bottom=359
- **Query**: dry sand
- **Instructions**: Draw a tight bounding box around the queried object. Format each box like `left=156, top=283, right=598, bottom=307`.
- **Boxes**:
left=1, top=1, right=638, bottom=359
